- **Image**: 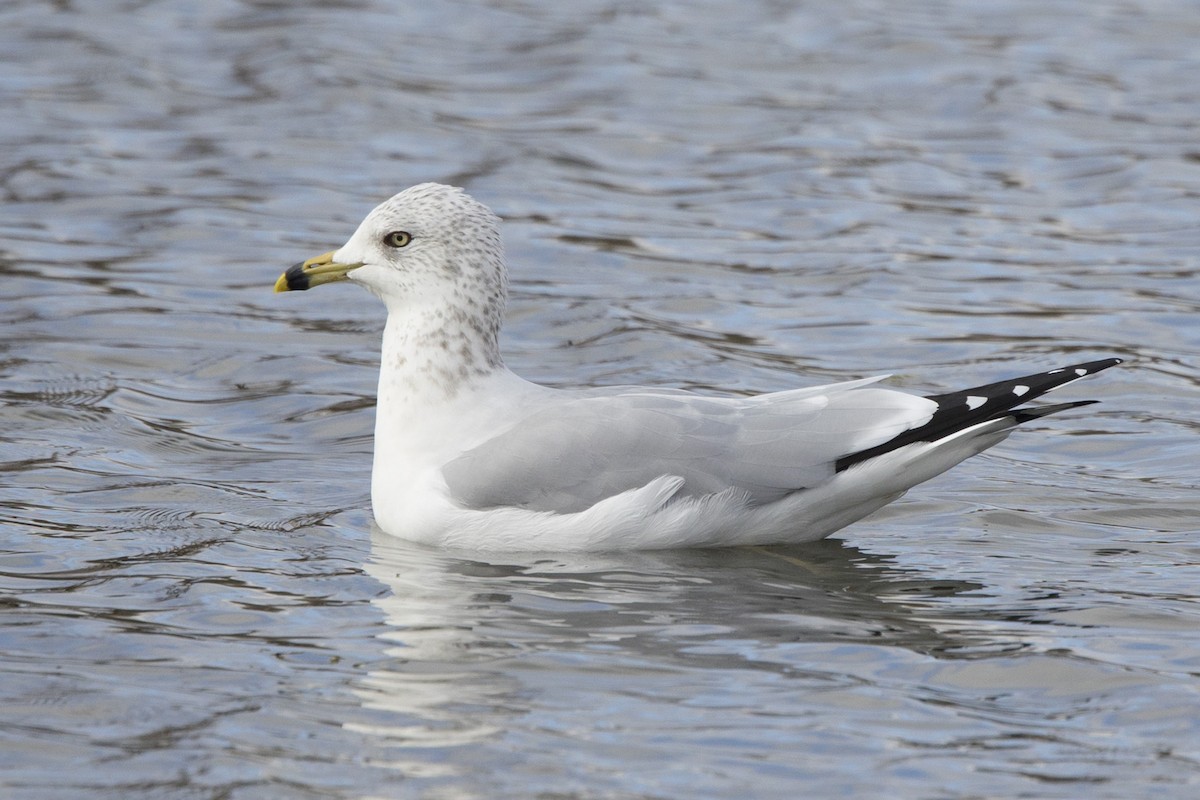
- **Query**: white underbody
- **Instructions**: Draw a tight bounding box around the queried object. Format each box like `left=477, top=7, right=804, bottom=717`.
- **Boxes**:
left=368, top=363, right=1012, bottom=552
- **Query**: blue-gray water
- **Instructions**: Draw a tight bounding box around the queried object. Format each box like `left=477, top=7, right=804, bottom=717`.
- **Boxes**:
left=2, top=1, right=1198, bottom=797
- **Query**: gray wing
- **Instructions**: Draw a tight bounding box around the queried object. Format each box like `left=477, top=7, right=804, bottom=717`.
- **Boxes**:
left=441, top=380, right=936, bottom=514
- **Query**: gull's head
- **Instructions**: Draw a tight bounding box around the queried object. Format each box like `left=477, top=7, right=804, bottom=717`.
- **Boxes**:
left=275, top=183, right=507, bottom=316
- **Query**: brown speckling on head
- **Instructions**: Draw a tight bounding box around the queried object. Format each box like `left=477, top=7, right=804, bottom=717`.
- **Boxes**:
left=345, top=184, right=509, bottom=401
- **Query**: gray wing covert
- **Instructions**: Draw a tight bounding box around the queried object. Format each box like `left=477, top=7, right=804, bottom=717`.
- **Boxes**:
left=440, top=385, right=935, bottom=514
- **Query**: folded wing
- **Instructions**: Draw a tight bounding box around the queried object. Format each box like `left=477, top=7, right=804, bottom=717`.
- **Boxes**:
left=441, top=376, right=937, bottom=513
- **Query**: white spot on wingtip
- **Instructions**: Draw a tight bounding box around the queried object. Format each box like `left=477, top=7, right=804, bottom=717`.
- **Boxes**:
left=966, top=395, right=987, bottom=410
left=1013, top=384, right=1030, bottom=397
left=1074, top=368, right=1088, bottom=376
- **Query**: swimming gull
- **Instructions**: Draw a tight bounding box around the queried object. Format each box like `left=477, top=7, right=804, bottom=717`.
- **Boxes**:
left=275, top=183, right=1120, bottom=551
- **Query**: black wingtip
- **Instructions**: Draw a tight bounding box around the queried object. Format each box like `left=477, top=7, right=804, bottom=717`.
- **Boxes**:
left=1009, top=399, right=1099, bottom=423
left=835, top=357, right=1121, bottom=472
left=924, top=357, right=1121, bottom=412
left=1038, top=357, right=1123, bottom=380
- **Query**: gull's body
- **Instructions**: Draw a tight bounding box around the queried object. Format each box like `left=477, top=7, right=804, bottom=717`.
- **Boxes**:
left=276, top=183, right=1119, bottom=551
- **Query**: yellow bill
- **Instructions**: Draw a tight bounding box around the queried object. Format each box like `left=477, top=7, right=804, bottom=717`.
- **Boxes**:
left=274, top=251, right=364, bottom=292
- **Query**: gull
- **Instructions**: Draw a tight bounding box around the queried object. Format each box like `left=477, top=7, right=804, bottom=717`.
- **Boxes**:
left=275, top=183, right=1119, bottom=551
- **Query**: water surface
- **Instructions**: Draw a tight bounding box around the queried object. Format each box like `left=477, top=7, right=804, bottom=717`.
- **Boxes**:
left=1, top=0, right=1198, bottom=797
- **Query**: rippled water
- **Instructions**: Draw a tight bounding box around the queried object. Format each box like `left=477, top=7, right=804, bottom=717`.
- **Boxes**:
left=2, top=0, right=1198, bottom=797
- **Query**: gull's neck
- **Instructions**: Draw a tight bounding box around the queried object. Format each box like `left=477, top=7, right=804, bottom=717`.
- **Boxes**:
left=377, top=302, right=504, bottom=410
left=365, top=232, right=512, bottom=486
left=370, top=297, right=519, bottom=509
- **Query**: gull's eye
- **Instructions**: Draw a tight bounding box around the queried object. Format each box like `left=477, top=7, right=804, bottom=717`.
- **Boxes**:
left=383, top=230, right=412, bottom=248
